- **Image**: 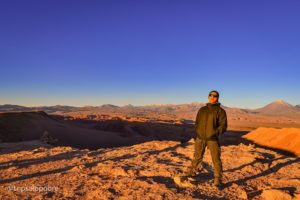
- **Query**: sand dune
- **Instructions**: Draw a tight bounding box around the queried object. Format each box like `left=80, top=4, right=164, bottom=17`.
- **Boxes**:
left=243, top=127, right=300, bottom=156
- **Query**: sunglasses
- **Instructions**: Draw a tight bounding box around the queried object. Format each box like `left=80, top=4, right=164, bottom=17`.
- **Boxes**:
left=209, top=94, right=218, bottom=97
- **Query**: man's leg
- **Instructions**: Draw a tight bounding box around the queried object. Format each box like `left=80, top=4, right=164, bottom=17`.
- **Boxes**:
left=207, top=140, right=223, bottom=185
left=187, top=137, right=206, bottom=176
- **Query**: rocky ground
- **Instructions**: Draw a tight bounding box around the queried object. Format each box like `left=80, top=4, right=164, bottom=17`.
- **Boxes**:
left=0, top=133, right=299, bottom=200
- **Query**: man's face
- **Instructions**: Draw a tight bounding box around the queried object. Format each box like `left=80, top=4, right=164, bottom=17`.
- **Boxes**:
left=208, top=92, right=219, bottom=104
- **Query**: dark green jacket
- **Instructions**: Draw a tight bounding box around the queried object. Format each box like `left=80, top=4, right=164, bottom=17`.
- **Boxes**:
left=195, top=102, right=227, bottom=141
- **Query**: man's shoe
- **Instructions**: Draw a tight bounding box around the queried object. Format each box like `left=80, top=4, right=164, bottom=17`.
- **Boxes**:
left=213, top=178, right=222, bottom=187
left=186, top=167, right=198, bottom=177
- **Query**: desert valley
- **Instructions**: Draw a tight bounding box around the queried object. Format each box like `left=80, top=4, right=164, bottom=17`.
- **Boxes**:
left=0, top=100, right=299, bottom=199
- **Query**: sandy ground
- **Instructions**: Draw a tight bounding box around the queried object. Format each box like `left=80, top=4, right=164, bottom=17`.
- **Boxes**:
left=0, top=135, right=299, bottom=199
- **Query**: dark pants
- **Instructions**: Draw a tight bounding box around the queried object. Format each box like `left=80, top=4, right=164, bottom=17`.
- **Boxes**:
left=190, top=137, right=223, bottom=179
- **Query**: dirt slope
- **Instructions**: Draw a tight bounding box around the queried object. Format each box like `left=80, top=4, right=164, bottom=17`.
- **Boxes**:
left=0, top=111, right=146, bottom=149
left=243, top=127, right=300, bottom=156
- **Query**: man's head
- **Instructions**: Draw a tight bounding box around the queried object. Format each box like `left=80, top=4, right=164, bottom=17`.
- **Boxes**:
left=208, top=90, right=219, bottom=104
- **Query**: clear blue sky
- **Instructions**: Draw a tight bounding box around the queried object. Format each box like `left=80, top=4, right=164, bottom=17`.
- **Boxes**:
left=1, top=0, right=299, bottom=108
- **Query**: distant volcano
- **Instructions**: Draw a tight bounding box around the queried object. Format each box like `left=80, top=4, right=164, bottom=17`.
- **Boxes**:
left=254, top=100, right=300, bottom=117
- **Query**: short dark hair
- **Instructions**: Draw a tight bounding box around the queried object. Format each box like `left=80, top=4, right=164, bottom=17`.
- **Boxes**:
left=209, top=90, right=219, bottom=98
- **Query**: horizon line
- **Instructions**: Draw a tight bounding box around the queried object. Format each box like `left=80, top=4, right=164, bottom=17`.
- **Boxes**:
left=0, top=99, right=298, bottom=110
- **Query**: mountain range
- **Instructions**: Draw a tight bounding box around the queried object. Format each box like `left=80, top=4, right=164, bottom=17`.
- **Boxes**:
left=1, top=99, right=300, bottom=118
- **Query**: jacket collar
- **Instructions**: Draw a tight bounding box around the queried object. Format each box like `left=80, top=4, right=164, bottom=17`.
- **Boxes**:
left=206, top=102, right=221, bottom=107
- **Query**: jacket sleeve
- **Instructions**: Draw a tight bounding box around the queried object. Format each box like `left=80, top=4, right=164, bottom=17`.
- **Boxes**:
left=195, top=109, right=201, bottom=131
left=216, top=109, right=227, bottom=136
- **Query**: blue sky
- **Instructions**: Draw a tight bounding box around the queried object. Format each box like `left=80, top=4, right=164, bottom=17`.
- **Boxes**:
left=1, top=0, right=300, bottom=108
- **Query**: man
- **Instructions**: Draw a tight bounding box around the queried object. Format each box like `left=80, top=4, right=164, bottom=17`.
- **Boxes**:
left=186, top=90, right=227, bottom=187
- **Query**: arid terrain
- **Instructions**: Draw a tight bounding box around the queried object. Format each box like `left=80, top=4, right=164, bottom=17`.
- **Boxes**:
left=0, top=100, right=300, bottom=199
left=0, top=131, right=299, bottom=199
